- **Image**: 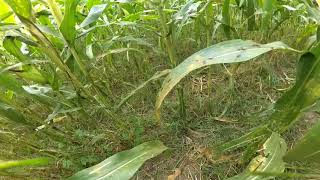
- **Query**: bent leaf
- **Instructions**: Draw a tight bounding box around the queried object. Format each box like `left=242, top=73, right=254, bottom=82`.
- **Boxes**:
left=79, top=4, right=107, bottom=28
left=284, top=120, right=320, bottom=163
left=68, top=140, right=167, bottom=180
left=227, top=133, right=287, bottom=180
left=155, top=39, right=297, bottom=119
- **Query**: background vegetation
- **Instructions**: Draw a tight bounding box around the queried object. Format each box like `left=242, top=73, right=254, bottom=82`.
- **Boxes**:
left=1, top=0, right=320, bottom=179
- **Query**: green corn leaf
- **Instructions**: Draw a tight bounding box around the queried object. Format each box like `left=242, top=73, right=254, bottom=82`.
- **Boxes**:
left=155, top=39, right=298, bottom=119
left=59, top=0, right=80, bottom=45
left=227, top=133, right=287, bottom=180
left=0, top=73, right=24, bottom=93
left=247, top=0, right=255, bottom=31
left=3, top=36, right=30, bottom=61
left=0, top=102, right=28, bottom=125
left=284, top=119, right=320, bottom=163
left=261, top=0, right=275, bottom=31
left=0, top=158, right=50, bottom=169
left=68, top=140, right=167, bottom=180
left=79, top=4, right=107, bottom=28
left=0, top=0, right=15, bottom=23
left=3, top=0, right=32, bottom=19
left=222, top=0, right=231, bottom=38
left=219, top=126, right=269, bottom=152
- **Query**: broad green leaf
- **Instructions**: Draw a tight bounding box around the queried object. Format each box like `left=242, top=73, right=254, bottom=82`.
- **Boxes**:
left=155, top=39, right=297, bottom=119
left=227, top=133, right=287, bottom=180
left=68, top=140, right=167, bottom=180
left=284, top=119, right=320, bottom=162
left=0, top=0, right=15, bottom=23
left=59, top=0, right=79, bottom=45
left=79, top=4, right=107, bottom=28
left=0, top=158, right=50, bottom=169
left=3, top=0, right=32, bottom=19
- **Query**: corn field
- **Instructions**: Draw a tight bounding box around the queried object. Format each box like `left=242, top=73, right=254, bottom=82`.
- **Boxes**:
left=2, top=0, right=320, bottom=179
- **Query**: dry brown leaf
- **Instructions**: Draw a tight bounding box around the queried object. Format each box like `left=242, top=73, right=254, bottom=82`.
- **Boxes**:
left=167, top=168, right=182, bottom=180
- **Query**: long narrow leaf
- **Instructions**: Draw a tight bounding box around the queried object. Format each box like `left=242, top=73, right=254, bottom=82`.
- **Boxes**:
left=155, top=39, right=298, bottom=119
left=68, top=140, right=167, bottom=180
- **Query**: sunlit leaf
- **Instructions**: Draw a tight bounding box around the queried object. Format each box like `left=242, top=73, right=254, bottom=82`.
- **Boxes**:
left=4, top=0, right=33, bottom=19
left=68, top=140, right=167, bottom=180
left=0, top=158, right=50, bottom=169
left=155, top=39, right=298, bottom=119
left=79, top=4, right=107, bottom=28
left=0, top=0, right=15, bottom=23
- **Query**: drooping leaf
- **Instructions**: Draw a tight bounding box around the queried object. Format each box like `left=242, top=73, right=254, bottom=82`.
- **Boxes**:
left=68, top=140, right=167, bottom=180
left=59, top=0, right=80, bottom=45
left=79, top=4, right=107, bottom=28
left=227, top=133, right=287, bottom=180
left=0, top=158, right=50, bottom=169
left=284, top=119, right=320, bottom=163
left=155, top=39, right=298, bottom=119
left=3, top=0, right=33, bottom=19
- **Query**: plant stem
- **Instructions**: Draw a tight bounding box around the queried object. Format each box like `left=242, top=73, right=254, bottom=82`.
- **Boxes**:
left=158, top=3, right=186, bottom=120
